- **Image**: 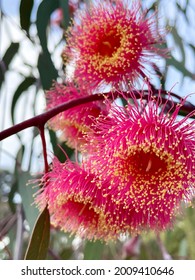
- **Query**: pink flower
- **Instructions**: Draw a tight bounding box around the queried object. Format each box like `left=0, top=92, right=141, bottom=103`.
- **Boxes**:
left=46, top=82, right=107, bottom=149
left=35, top=158, right=117, bottom=241
left=86, top=88, right=195, bottom=232
left=64, top=0, right=165, bottom=89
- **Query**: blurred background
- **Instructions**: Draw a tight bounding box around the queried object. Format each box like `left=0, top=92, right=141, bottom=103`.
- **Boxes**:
left=0, top=0, right=195, bottom=260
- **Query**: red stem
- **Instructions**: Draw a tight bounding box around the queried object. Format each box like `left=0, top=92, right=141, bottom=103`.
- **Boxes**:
left=0, top=90, right=194, bottom=141
left=0, top=93, right=106, bottom=141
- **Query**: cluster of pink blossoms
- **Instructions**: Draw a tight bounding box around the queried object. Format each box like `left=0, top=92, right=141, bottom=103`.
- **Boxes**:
left=36, top=0, right=195, bottom=241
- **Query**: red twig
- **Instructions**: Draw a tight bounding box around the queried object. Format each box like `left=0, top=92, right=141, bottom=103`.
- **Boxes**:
left=0, top=93, right=106, bottom=141
left=0, top=90, right=194, bottom=142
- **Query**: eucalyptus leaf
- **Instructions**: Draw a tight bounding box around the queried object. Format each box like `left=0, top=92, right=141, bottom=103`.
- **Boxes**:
left=178, top=238, right=188, bottom=258
left=171, top=26, right=185, bottom=64
left=17, top=171, right=39, bottom=233
left=38, top=52, right=58, bottom=90
left=0, top=42, right=19, bottom=89
left=167, top=57, right=194, bottom=79
left=48, top=130, right=74, bottom=162
left=36, top=0, right=59, bottom=90
left=20, top=0, right=34, bottom=34
left=36, top=0, right=59, bottom=52
left=11, top=77, right=36, bottom=124
left=24, top=207, right=50, bottom=260
left=59, top=0, right=70, bottom=29
left=84, top=240, right=105, bottom=260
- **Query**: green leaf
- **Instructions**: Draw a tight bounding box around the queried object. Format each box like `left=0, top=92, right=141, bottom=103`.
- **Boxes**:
left=36, top=0, right=59, bottom=52
left=0, top=42, right=19, bottom=88
left=8, top=145, right=25, bottom=212
left=8, top=180, right=18, bottom=213
left=171, top=26, right=185, bottom=64
left=19, top=0, right=34, bottom=33
left=16, top=144, right=25, bottom=163
left=59, top=0, right=70, bottom=29
left=38, top=51, right=58, bottom=90
left=36, top=0, right=59, bottom=90
left=60, top=248, right=73, bottom=260
left=11, top=77, right=36, bottom=124
left=48, top=129, right=74, bottom=162
left=167, top=56, right=194, bottom=79
left=24, top=207, right=50, bottom=260
left=178, top=238, right=188, bottom=258
left=84, top=240, right=105, bottom=260
left=1, top=42, right=19, bottom=67
left=176, top=3, right=189, bottom=23
left=57, top=142, right=74, bottom=162
left=48, top=129, right=58, bottom=152
left=17, top=171, right=39, bottom=233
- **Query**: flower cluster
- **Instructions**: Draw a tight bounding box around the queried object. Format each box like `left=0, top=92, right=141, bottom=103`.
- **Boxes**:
left=38, top=88, right=195, bottom=240
left=36, top=0, right=195, bottom=241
